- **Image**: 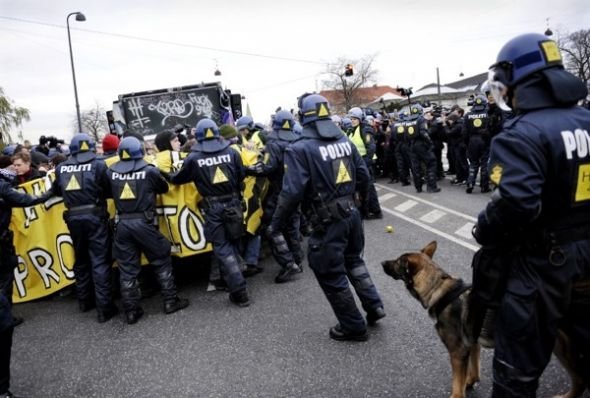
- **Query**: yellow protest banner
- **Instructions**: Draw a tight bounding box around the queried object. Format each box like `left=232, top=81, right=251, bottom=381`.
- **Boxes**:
left=11, top=149, right=266, bottom=303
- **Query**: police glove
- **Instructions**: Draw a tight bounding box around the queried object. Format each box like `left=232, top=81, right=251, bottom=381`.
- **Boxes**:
left=471, top=222, right=497, bottom=247
left=159, top=170, right=171, bottom=181
left=246, top=162, right=264, bottom=175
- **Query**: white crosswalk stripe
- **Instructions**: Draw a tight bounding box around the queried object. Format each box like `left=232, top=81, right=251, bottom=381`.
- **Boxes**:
left=419, top=209, right=447, bottom=224
left=378, top=193, right=397, bottom=202
left=455, top=223, right=475, bottom=240
left=395, top=200, right=418, bottom=212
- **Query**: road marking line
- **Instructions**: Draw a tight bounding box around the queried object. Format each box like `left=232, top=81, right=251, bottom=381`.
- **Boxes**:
left=375, top=183, right=477, bottom=222
left=375, top=186, right=382, bottom=192
left=381, top=207, right=479, bottom=252
left=395, top=200, right=417, bottom=212
left=455, top=223, right=475, bottom=240
left=419, top=209, right=447, bottom=224
left=378, top=193, right=397, bottom=202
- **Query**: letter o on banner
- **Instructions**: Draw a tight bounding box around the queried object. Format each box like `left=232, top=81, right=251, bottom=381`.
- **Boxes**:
left=56, top=234, right=75, bottom=280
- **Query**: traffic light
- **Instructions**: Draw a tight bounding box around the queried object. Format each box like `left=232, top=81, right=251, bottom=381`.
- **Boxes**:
left=344, top=64, right=354, bottom=77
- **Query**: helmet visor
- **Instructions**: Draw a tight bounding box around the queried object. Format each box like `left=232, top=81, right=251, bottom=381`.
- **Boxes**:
left=487, top=69, right=511, bottom=112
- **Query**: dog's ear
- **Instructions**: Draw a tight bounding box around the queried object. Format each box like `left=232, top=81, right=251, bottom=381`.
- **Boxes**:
left=421, top=241, right=437, bottom=258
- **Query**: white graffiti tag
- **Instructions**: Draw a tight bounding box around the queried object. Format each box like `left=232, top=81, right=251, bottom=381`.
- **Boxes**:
left=148, top=99, right=194, bottom=126
left=127, top=98, right=151, bottom=129
left=188, top=94, right=214, bottom=118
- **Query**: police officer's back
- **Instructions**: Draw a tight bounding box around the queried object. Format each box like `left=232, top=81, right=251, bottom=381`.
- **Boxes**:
left=463, top=95, right=492, bottom=194
left=107, top=137, right=188, bottom=324
left=473, top=33, right=590, bottom=397
left=167, top=119, right=249, bottom=307
left=50, top=133, right=117, bottom=322
left=270, top=94, right=385, bottom=341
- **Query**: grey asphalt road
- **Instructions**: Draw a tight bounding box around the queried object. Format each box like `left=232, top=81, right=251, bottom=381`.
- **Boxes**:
left=10, top=177, right=572, bottom=398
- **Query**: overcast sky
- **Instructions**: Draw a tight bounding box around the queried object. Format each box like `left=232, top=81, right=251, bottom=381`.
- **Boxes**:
left=1, top=0, right=588, bottom=143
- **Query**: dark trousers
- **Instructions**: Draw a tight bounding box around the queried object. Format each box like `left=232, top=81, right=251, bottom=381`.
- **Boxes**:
left=307, top=208, right=383, bottom=334
left=432, top=140, right=444, bottom=177
left=446, top=142, right=456, bottom=174
left=394, top=142, right=412, bottom=184
left=66, top=214, right=114, bottom=312
left=0, top=326, right=12, bottom=395
left=451, top=141, right=469, bottom=182
left=113, top=219, right=178, bottom=313
left=202, top=201, right=247, bottom=294
left=492, top=241, right=590, bottom=397
left=383, top=149, right=398, bottom=180
left=262, top=194, right=302, bottom=268
left=361, top=157, right=381, bottom=216
left=0, top=238, right=17, bottom=306
left=410, top=141, right=438, bottom=191
left=467, top=136, right=490, bottom=189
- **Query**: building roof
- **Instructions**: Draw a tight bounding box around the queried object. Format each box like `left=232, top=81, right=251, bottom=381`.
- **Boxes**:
left=319, top=85, right=404, bottom=109
left=417, top=72, right=488, bottom=93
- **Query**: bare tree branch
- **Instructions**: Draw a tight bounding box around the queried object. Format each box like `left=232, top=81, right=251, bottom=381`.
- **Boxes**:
left=321, top=54, right=379, bottom=111
left=75, top=102, right=108, bottom=142
left=559, top=29, right=590, bottom=90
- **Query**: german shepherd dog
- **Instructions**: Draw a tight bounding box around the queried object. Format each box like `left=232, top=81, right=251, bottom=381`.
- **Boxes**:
left=381, top=241, right=587, bottom=398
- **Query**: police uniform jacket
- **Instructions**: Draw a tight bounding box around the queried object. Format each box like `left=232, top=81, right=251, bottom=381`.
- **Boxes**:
left=106, top=164, right=168, bottom=215
left=0, top=178, right=45, bottom=231
left=51, top=157, right=110, bottom=209
left=169, top=144, right=244, bottom=199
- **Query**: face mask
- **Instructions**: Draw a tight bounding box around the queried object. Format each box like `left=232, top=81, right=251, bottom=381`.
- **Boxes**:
left=487, top=69, right=511, bottom=112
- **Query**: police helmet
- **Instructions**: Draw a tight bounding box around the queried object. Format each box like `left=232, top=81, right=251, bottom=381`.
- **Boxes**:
left=69, top=133, right=96, bottom=162
left=347, top=107, right=364, bottom=121
left=236, top=116, right=254, bottom=131
left=341, top=117, right=352, bottom=130
left=195, top=118, right=220, bottom=142
left=192, top=118, right=229, bottom=153
left=272, top=110, right=295, bottom=131
left=488, top=33, right=587, bottom=111
left=297, top=93, right=341, bottom=139
left=110, top=136, right=148, bottom=174
left=408, top=104, right=423, bottom=120
left=2, top=144, right=17, bottom=156
left=471, top=94, right=488, bottom=111
left=118, top=137, right=144, bottom=161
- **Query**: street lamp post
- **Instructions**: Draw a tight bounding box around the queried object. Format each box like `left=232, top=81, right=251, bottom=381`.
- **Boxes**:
left=67, top=11, right=86, bottom=133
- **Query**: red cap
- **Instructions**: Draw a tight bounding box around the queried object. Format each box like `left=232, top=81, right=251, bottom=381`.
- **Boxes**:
left=102, top=134, right=120, bottom=153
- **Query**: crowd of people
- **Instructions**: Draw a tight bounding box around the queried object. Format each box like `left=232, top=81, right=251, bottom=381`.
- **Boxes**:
left=1, top=32, right=590, bottom=398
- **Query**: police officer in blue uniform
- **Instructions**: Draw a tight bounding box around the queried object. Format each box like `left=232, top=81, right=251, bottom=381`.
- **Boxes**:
left=464, top=94, right=492, bottom=194
left=0, top=168, right=49, bottom=328
left=406, top=104, right=441, bottom=193
left=167, top=119, right=250, bottom=307
left=0, top=292, right=14, bottom=398
left=107, top=137, right=189, bottom=324
left=247, top=110, right=303, bottom=283
left=270, top=94, right=385, bottom=341
left=49, top=133, right=118, bottom=322
left=473, top=33, right=590, bottom=397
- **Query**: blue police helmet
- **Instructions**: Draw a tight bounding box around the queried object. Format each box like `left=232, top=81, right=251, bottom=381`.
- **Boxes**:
left=341, top=117, right=352, bottom=130
left=272, top=110, right=295, bottom=131
left=346, top=107, right=364, bottom=121
left=492, top=33, right=563, bottom=87
left=192, top=118, right=229, bottom=153
left=408, top=104, right=423, bottom=120
left=195, top=118, right=220, bottom=142
left=69, top=133, right=96, bottom=162
left=471, top=94, right=488, bottom=111
left=2, top=144, right=17, bottom=156
left=298, top=94, right=332, bottom=126
left=236, top=116, right=254, bottom=131
left=118, top=136, right=145, bottom=161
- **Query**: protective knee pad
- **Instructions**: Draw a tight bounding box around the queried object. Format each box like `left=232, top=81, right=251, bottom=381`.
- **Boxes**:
left=270, top=232, right=290, bottom=255
left=349, top=265, right=374, bottom=290
left=492, top=358, right=538, bottom=398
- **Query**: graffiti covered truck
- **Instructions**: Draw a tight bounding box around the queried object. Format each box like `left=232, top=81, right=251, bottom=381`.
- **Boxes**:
left=110, top=82, right=243, bottom=137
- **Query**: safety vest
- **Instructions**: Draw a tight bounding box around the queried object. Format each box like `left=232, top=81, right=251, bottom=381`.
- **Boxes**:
left=349, top=126, right=367, bottom=157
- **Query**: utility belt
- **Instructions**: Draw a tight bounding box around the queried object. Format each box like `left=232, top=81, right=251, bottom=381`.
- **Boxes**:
left=525, top=224, right=590, bottom=266
left=63, top=204, right=105, bottom=220
left=201, top=194, right=239, bottom=209
left=115, top=211, right=157, bottom=225
left=310, top=195, right=356, bottom=229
